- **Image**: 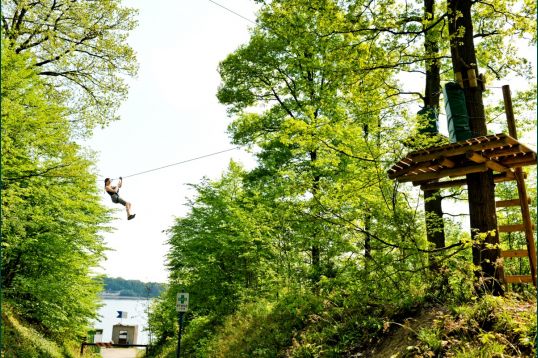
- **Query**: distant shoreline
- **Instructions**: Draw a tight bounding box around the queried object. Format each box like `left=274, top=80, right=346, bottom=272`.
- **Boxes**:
left=100, top=294, right=154, bottom=300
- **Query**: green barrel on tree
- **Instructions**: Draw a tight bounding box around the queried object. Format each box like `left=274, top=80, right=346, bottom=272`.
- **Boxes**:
left=443, top=82, right=472, bottom=142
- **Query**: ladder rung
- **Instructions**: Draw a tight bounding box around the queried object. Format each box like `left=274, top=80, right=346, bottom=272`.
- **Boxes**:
left=496, top=198, right=532, bottom=208
left=498, top=224, right=535, bottom=233
left=501, top=249, right=529, bottom=258
left=503, top=275, right=533, bottom=284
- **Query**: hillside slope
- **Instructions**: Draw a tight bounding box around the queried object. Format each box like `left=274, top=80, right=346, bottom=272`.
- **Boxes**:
left=149, top=292, right=536, bottom=357
left=371, top=294, right=536, bottom=357
left=2, top=305, right=98, bottom=358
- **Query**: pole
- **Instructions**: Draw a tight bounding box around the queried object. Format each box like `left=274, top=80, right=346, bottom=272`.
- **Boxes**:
left=175, top=311, right=184, bottom=358
left=502, top=85, right=517, bottom=138
left=80, top=337, right=87, bottom=356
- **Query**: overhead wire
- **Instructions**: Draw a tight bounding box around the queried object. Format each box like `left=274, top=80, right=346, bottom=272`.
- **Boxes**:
left=103, top=147, right=241, bottom=180
left=99, top=1, right=255, bottom=183
left=104, top=2, right=255, bottom=182
left=208, top=0, right=256, bottom=24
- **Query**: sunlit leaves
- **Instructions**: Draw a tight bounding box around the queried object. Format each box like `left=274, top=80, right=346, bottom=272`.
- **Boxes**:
left=1, top=0, right=139, bottom=135
left=1, top=40, right=112, bottom=341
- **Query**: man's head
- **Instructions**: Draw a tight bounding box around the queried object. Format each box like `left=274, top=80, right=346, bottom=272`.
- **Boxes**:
left=104, top=178, right=111, bottom=186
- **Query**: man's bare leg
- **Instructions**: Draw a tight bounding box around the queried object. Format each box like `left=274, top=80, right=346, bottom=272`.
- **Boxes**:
left=126, top=202, right=135, bottom=220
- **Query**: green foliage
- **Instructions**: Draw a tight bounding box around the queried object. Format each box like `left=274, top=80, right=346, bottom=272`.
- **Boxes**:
left=199, top=292, right=323, bottom=357
left=1, top=38, right=111, bottom=343
left=180, top=315, right=219, bottom=355
left=216, top=0, right=427, bottom=293
left=1, top=0, right=139, bottom=135
left=103, top=276, right=164, bottom=298
left=1, top=0, right=137, bottom=352
left=417, top=327, right=443, bottom=352
left=2, top=305, right=99, bottom=358
left=147, top=287, right=180, bottom=347
left=166, top=163, right=278, bottom=317
left=3, top=308, right=64, bottom=358
left=153, top=0, right=536, bottom=356
left=438, top=294, right=536, bottom=356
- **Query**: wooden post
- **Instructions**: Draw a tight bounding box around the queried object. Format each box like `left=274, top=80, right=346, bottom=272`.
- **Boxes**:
left=502, top=85, right=517, bottom=138
left=467, top=68, right=478, bottom=88
left=502, top=85, right=537, bottom=286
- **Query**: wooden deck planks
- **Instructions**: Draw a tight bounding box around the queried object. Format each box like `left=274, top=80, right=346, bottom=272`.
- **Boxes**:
left=388, top=133, right=536, bottom=183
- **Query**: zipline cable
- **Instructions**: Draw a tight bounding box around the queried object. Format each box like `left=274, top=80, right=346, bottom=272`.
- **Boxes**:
left=112, top=147, right=241, bottom=179
left=208, top=0, right=256, bottom=24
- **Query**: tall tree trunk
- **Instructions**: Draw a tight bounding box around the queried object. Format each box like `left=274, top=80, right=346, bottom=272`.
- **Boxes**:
left=446, top=0, right=503, bottom=295
left=364, top=213, right=372, bottom=278
left=423, top=0, right=445, bottom=254
left=310, top=150, right=321, bottom=285
left=362, top=124, right=373, bottom=269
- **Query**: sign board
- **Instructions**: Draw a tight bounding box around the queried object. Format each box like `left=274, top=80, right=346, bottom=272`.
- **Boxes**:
left=116, top=311, right=128, bottom=319
left=176, top=293, right=189, bottom=312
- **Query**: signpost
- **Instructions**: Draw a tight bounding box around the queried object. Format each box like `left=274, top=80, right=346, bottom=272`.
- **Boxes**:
left=176, top=293, right=189, bottom=312
left=175, top=293, right=189, bottom=358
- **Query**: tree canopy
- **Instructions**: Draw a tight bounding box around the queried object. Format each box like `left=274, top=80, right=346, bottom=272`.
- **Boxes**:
left=103, top=277, right=164, bottom=298
left=1, top=0, right=138, bottom=348
left=1, top=0, right=139, bottom=136
left=1, top=40, right=113, bottom=341
left=151, top=0, right=536, bottom=356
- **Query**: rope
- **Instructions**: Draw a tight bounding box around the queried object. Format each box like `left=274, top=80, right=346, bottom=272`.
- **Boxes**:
left=103, top=147, right=241, bottom=180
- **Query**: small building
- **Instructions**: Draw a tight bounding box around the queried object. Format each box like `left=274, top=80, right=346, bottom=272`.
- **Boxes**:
left=111, top=324, right=138, bottom=345
left=93, top=328, right=103, bottom=343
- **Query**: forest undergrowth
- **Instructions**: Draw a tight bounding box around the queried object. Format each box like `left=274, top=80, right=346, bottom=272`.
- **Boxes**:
left=149, top=284, right=536, bottom=357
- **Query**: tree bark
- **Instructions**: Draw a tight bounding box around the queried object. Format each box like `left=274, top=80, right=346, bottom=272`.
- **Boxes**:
left=310, top=150, right=321, bottom=285
left=446, top=0, right=503, bottom=295
left=423, top=0, right=445, bottom=253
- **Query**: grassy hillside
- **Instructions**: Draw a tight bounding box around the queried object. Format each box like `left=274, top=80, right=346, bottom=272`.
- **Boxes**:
left=372, top=294, right=536, bottom=357
left=1, top=305, right=98, bottom=358
left=148, top=291, right=535, bottom=357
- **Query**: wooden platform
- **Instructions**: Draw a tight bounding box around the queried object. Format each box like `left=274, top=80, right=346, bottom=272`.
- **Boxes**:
left=388, top=133, right=536, bottom=190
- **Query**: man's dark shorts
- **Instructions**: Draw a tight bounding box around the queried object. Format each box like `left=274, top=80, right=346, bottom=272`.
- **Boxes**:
left=111, top=193, right=127, bottom=206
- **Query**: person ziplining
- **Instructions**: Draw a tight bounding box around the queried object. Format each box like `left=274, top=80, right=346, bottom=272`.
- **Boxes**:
left=98, top=148, right=239, bottom=221
left=104, top=177, right=136, bottom=220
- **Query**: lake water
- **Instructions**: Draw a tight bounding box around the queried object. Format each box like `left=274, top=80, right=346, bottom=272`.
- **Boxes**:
left=92, top=298, right=153, bottom=345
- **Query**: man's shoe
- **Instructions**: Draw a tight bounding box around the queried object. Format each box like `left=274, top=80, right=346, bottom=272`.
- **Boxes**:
left=128, top=214, right=136, bottom=220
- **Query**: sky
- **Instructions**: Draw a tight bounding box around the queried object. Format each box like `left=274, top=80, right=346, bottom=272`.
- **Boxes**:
left=88, top=1, right=259, bottom=283
left=87, top=1, right=536, bottom=284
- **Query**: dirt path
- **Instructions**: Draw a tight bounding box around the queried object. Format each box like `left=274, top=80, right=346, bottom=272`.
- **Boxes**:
left=371, top=306, right=448, bottom=357
left=100, top=348, right=140, bottom=358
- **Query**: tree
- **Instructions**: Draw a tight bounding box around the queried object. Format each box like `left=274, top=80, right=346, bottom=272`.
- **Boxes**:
left=103, top=277, right=164, bottom=297
left=167, top=163, right=274, bottom=316
left=1, top=39, right=111, bottom=341
left=152, top=1, right=537, bottom=352
left=446, top=0, right=501, bottom=295
left=1, top=0, right=138, bottom=135
left=344, top=0, right=535, bottom=294
left=420, top=0, right=446, bottom=255
left=218, top=0, right=411, bottom=286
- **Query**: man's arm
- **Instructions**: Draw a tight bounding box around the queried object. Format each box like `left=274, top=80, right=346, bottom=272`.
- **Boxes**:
left=107, top=183, right=119, bottom=193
